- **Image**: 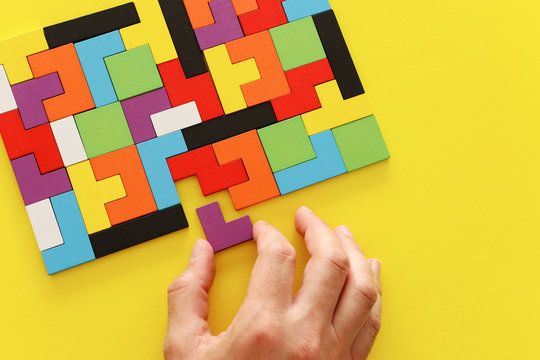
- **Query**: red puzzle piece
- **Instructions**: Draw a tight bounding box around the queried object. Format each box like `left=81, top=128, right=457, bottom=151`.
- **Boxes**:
left=158, top=59, right=224, bottom=122
left=238, top=0, right=288, bottom=36
left=0, top=109, right=64, bottom=174
left=271, top=59, right=335, bottom=121
left=167, top=145, right=248, bottom=195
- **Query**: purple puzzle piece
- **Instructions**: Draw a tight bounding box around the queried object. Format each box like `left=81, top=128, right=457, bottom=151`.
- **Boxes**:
left=11, top=154, right=72, bottom=206
left=11, top=73, right=64, bottom=129
left=121, top=88, right=171, bottom=144
left=196, top=201, right=253, bottom=252
left=195, top=0, right=245, bottom=51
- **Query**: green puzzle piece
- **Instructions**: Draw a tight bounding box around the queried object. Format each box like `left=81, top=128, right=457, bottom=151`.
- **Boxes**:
left=270, top=16, right=327, bottom=71
left=332, top=115, right=390, bottom=172
left=75, top=102, right=134, bottom=158
left=105, top=45, right=163, bottom=101
left=258, top=116, right=316, bottom=172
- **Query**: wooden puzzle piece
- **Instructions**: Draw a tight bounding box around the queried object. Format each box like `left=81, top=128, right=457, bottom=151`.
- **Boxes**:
left=0, top=65, right=17, bottom=114
left=231, top=0, right=259, bottom=15
left=0, top=110, right=64, bottom=174
left=151, top=102, right=202, bottom=137
left=105, top=45, right=163, bottom=101
left=271, top=58, right=334, bottom=121
left=136, top=131, right=188, bottom=210
left=213, top=130, right=280, bottom=209
left=194, top=0, right=245, bottom=51
left=183, top=0, right=215, bottom=29
left=313, top=10, right=364, bottom=99
left=11, top=73, right=64, bottom=129
left=182, top=101, right=277, bottom=150
left=11, top=154, right=72, bottom=206
left=274, top=130, right=346, bottom=195
left=204, top=44, right=260, bottom=114
left=0, top=29, right=48, bottom=85
left=74, top=31, right=126, bottom=107
left=50, top=116, right=88, bottom=167
left=120, top=88, right=170, bottom=144
left=41, top=191, right=96, bottom=275
left=158, top=59, right=223, bottom=121
left=43, top=3, right=140, bottom=49
left=301, top=80, right=373, bottom=135
left=89, top=204, right=188, bottom=258
left=91, top=146, right=157, bottom=226
left=67, top=160, right=126, bottom=234
left=258, top=116, right=315, bottom=172
left=28, top=44, right=95, bottom=122
left=167, top=145, right=248, bottom=195
left=120, top=0, right=177, bottom=65
left=226, top=30, right=290, bottom=107
left=281, top=0, right=331, bottom=22
left=238, top=0, right=287, bottom=36
left=332, top=115, right=390, bottom=172
left=26, top=198, right=64, bottom=251
left=74, top=102, right=134, bottom=159
left=196, top=201, right=253, bottom=252
left=158, top=0, right=209, bottom=77
left=269, top=16, right=326, bottom=72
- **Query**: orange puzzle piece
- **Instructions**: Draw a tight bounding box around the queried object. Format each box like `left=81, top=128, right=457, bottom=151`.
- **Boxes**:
left=231, top=0, right=259, bottom=15
left=28, top=43, right=95, bottom=122
left=213, top=130, right=280, bottom=210
left=183, top=0, right=215, bottom=30
left=90, top=145, right=158, bottom=226
left=226, top=30, right=290, bottom=107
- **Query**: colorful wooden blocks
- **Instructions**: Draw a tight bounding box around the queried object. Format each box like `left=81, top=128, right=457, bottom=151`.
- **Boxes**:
left=0, top=0, right=389, bottom=274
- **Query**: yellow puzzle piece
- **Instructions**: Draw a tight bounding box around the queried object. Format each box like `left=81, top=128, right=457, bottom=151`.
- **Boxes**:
left=204, top=44, right=260, bottom=114
left=120, top=0, right=177, bottom=64
left=0, top=29, right=48, bottom=85
left=67, top=161, right=126, bottom=235
left=301, top=80, right=374, bottom=135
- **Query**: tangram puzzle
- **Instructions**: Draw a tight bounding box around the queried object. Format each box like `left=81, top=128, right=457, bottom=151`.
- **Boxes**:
left=0, top=0, right=389, bottom=275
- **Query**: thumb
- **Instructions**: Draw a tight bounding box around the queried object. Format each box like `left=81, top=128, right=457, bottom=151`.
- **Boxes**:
left=167, top=239, right=216, bottom=338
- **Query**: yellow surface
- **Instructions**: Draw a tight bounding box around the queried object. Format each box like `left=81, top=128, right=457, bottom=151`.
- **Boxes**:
left=0, top=0, right=539, bottom=359
left=0, top=29, right=48, bottom=85
left=204, top=44, right=260, bottom=114
left=302, top=80, right=373, bottom=135
left=67, top=161, right=126, bottom=234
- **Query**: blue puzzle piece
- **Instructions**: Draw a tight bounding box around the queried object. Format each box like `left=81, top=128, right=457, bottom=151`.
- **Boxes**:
left=75, top=31, right=125, bottom=107
left=41, top=191, right=96, bottom=275
left=282, top=0, right=331, bottom=22
left=274, top=130, right=346, bottom=195
left=137, top=131, right=188, bottom=210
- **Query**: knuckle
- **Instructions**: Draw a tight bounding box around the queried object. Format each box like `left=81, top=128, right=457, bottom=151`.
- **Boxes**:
left=267, top=243, right=296, bottom=265
left=352, top=281, right=379, bottom=309
left=249, top=314, right=280, bottom=347
left=295, top=338, right=322, bottom=360
left=368, top=316, right=382, bottom=336
left=167, top=274, right=193, bottom=295
left=323, top=251, right=350, bottom=275
left=163, top=338, right=181, bottom=359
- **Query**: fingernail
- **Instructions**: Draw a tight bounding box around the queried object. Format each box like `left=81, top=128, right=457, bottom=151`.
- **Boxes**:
left=336, top=225, right=353, bottom=237
left=189, top=240, right=204, bottom=263
left=369, top=259, right=381, bottom=275
left=300, top=206, right=313, bottom=214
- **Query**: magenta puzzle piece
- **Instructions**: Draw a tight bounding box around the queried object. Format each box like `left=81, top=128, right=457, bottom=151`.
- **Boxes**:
left=120, top=88, right=171, bottom=144
left=194, top=0, right=245, bottom=51
left=11, top=73, right=64, bottom=129
left=196, top=201, right=253, bottom=252
left=11, top=154, right=72, bottom=206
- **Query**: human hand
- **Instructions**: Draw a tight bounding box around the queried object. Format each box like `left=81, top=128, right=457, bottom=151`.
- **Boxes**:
left=164, top=207, right=382, bottom=360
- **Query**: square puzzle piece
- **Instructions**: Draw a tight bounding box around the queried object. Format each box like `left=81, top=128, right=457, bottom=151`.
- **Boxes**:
left=0, top=1, right=389, bottom=274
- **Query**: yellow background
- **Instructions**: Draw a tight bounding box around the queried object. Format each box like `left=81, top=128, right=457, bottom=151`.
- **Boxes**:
left=1, top=0, right=539, bottom=358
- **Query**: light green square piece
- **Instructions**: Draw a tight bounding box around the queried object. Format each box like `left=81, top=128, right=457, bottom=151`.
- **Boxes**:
left=269, top=17, right=327, bottom=71
left=258, top=116, right=316, bottom=172
left=332, top=115, right=390, bottom=172
left=105, top=45, right=163, bottom=101
left=75, top=102, right=134, bottom=159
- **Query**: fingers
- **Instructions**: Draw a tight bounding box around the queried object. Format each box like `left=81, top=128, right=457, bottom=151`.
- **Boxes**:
left=352, top=259, right=382, bottom=360
left=243, top=220, right=296, bottom=309
left=332, top=226, right=379, bottom=347
left=166, top=239, right=216, bottom=338
left=293, top=207, right=350, bottom=323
